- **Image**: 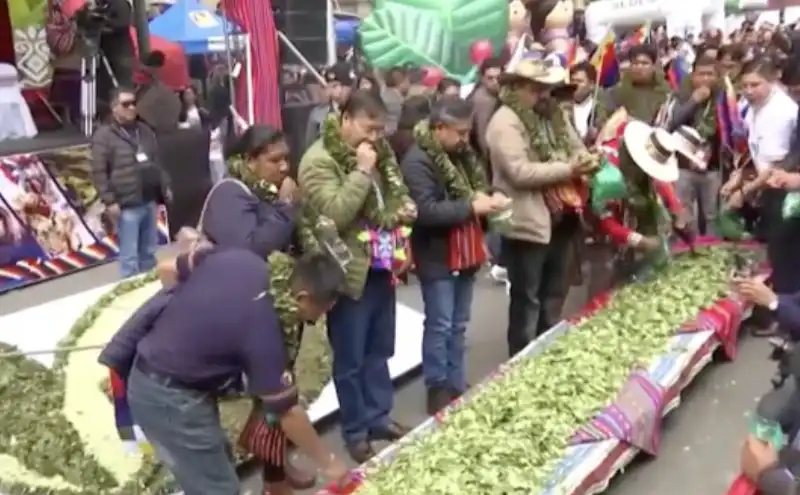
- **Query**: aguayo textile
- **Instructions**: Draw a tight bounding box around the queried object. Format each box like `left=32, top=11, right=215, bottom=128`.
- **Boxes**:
left=0, top=149, right=170, bottom=293
left=315, top=239, right=756, bottom=495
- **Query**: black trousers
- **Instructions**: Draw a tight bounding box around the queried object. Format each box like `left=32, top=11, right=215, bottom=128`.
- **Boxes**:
left=503, top=217, right=578, bottom=357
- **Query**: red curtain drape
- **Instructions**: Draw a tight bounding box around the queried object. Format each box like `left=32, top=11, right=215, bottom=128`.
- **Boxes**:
left=0, top=0, right=15, bottom=65
left=219, top=0, right=280, bottom=128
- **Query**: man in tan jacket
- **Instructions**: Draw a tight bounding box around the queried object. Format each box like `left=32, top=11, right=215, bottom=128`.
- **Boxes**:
left=486, top=59, right=596, bottom=357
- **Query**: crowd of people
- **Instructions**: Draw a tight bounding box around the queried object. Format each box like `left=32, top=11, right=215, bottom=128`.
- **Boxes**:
left=90, top=17, right=800, bottom=495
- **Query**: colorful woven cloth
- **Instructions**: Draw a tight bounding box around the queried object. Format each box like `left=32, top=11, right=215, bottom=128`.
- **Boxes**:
left=677, top=297, right=746, bottom=360
left=570, top=370, right=667, bottom=455
left=109, top=369, right=152, bottom=456
left=358, top=226, right=411, bottom=271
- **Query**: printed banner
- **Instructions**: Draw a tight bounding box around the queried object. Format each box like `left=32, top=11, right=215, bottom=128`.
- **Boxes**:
left=0, top=147, right=168, bottom=293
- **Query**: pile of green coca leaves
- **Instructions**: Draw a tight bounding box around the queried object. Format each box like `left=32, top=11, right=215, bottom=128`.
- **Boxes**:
left=0, top=274, right=332, bottom=494
left=358, top=247, right=737, bottom=495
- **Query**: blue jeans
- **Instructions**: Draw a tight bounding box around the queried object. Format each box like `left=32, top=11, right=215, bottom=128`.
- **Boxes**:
left=118, top=202, right=158, bottom=278
left=327, top=270, right=396, bottom=444
left=419, top=274, right=475, bottom=392
left=126, top=365, right=239, bottom=495
left=485, top=232, right=504, bottom=267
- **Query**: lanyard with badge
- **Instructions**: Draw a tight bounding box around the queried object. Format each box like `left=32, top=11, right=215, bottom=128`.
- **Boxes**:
left=120, top=126, right=148, bottom=164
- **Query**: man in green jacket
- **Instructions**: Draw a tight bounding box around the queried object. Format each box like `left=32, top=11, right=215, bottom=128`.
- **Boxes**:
left=298, top=90, right=417, bottom=463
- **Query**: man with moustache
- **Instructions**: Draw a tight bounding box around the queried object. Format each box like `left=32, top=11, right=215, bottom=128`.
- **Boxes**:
left=486, top=59, right=597, bottom=357
left=298, top=90, right=417, bottom=462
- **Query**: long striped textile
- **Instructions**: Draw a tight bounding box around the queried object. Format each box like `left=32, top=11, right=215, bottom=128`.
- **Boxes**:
left=109, top=369, right=152, bottom=456
left=571, top=371, right=666, bottom=455
left=220, top=0, right=281, bottom=127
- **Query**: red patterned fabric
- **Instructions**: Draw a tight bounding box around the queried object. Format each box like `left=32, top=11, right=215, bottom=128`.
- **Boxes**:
left=543, top=179, right=588, bottom=215
left=725, top=474, right=759, bottom=495
left=447, top=218, right=487, bottom=271
left=238, top=410, right=286, bottom=465
left=677, top=296, right=747, bottom=360
left=219, top=0, right=281, bottom=127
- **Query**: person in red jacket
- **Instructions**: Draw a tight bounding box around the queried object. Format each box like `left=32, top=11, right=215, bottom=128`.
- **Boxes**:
left=587, top=119, right=687, bottom=291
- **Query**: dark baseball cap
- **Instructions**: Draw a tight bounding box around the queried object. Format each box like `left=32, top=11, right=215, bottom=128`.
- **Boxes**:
left=324, top=63, right=356, bottom=86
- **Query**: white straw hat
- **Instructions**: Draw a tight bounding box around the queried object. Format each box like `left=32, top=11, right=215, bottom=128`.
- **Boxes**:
left=672, top=125, right=710, bottom=170
left=622, top=120, right=680, bottom=183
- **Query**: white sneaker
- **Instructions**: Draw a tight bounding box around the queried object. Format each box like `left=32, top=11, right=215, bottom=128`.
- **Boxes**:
left=489, top=265, right=508, bottom=284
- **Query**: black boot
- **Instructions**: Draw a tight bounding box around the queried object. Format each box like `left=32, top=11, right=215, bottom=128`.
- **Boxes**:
left=426, top=385, right=451, bottom=416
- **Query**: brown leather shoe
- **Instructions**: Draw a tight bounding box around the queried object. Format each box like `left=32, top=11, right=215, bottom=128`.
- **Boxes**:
left=285, top=456, right=316, bottom=490
left=345, top=440, right=376, bottom=464
left=368, top=420, right=409, bottom=442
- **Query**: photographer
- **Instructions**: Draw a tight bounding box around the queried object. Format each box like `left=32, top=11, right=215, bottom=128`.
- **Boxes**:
left=735, top=276, right=800, bottom=493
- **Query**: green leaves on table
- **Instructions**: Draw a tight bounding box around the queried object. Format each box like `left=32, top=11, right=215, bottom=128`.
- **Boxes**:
left=358, top=247, right=734, bottom=495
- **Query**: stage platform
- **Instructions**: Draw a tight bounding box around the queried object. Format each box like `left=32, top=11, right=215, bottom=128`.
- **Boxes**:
left=0, top=128, right=88, bottom=158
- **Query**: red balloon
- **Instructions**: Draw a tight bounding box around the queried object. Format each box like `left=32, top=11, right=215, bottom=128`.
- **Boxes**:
left=421, top=66, right=444, bottom=88
left=470, top=39, right=494, bottom=65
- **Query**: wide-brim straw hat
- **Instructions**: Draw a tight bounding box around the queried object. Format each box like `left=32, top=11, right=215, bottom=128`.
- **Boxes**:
left=622, top=120, right=680, bottom=183
left=499, top=59, right=573, bottom=88
left=672, top=125, right=710, bottom=169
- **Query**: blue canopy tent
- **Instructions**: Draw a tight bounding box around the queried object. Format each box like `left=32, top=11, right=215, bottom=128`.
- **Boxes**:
left=149, top=0, right=253, bottom=121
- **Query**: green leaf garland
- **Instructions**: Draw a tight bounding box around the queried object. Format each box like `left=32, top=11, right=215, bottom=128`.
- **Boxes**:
left=412, top=120, right=488, bottom=199
left=321, top=114, right=409, bottom=229
left=498, top=89, right=573, bottom=163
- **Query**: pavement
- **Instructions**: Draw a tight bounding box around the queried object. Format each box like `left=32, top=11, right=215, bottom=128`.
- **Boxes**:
left=0, top=260, right=778, bottom=495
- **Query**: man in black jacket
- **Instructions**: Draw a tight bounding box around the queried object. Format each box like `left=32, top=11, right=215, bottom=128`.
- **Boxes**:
left=400, top=97, right=506, bottom=414
left=91, top=87, right=172, bottom=278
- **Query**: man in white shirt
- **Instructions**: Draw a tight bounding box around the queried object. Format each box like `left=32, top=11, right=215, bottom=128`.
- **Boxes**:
left=724, top=82, right=797, bottom=207
left=568, top=62, right=598, bottom=145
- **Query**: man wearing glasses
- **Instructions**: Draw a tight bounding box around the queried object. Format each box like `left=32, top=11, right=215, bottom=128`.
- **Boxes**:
left=91, top=87, right=172, bottom=278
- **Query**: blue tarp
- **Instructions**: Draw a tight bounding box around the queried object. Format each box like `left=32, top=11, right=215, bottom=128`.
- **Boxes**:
left=335, top=19, right=359, bottom=45
left=148, top=0, right=243, bottom=54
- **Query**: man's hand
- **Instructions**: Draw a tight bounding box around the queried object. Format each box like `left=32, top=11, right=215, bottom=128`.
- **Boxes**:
left=733, top=277, right=778, bottom=307
left=570, top=156, right=599, bottom=176
left=636, top=235, right=662, bottom=252
left=321, top=456, right=350, bottom=487
left=397, top=201, right=417, bottom=222
left=279, top=177, right=299, bottom=202
left=105, top=203, right=121, bottom=219
left=672, top=209, right=690, bottom=231
left=721, top=173, right=742, bottom=198
left=768, top=169, right=800, bottom=190
left=471, top=192, right=501, bottom=215
left=725, top=190, right=745, bottom=210
left=741, top=434, right=780, bottom=482
left=490, top=192, right=510, bottom=209
left=356, top=142, right=378, bottom=173
left=691, top=86, right=712, bottom=103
